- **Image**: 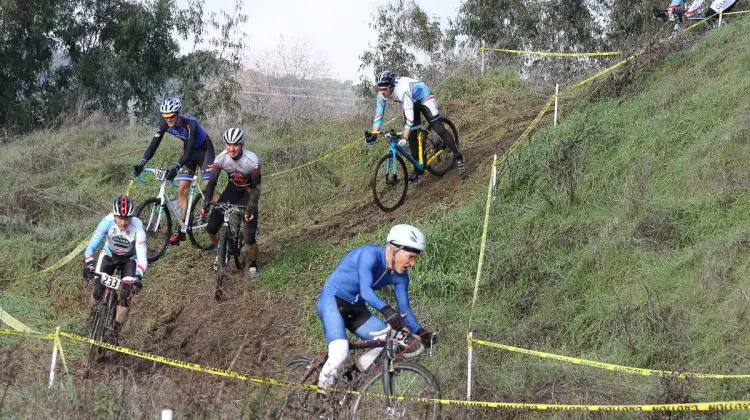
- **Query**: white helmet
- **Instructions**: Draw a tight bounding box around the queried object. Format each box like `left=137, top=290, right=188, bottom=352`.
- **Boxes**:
left=160, top=97, right=182, bottom=114
left=387, top=224, right=426, bottom=252
left=223, top=127, right=245, bottom=144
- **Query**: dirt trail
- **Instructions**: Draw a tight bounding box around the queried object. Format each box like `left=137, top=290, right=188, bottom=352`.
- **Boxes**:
left=22, top=102, right=548, bottom=417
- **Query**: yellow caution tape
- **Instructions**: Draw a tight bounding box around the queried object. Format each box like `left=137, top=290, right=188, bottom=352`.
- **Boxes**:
left=125, top=179, right=135, bottom=196
left=3, top=238, right=88, bottom=281
left=467, top=156, right=497, bottom=331
left=268, top=137, right=362, bottom=178
left=0, top=329, right=746, bottom=411
left=0, top=328, right=53, bottom=339
left=483, top=47, right=623, bottom=57
left=0, top=308, right=40, bottom=333
left=472, top=338, right=750, bottom=379
left=53, top=326, right=68, bottom=373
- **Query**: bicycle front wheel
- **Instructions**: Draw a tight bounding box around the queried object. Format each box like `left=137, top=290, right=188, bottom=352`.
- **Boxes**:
left=136, top=197, right=171, bottom=263
left=214, top=226, right=229, bottom=301
left=233, top=222, right=246, bottom=270
left=425, top=117, right=459, bottom=177
left=85, top=303, right=107, bottom=373
left=187, top=193, right=212, bottom=250
left=371, top=153, right=408, bottom=212
left=351, top=362, right=441, bottom=420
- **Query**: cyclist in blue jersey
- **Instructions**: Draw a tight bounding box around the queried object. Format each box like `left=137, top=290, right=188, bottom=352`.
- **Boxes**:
left=132, top=97, right=217, bottom=245
left=315, top=224, right=437, bottom=390
left=366, top=70, right=465, bottom=181
left=82, top=195, right=147, bottom=343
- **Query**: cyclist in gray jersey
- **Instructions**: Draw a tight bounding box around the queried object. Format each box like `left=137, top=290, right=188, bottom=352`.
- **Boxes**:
left=202, top=128, right=262, bottom=280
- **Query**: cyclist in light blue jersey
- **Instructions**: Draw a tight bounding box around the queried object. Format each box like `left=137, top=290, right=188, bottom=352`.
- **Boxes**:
left=315, top=224, right=437, bottom=390
left=82, top=195, right=147, bottom=342
left=367, top=70, right=465, bottom=181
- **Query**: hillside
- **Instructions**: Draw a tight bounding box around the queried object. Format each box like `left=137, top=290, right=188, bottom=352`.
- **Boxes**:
left=3, top=17, right=750, bottom=418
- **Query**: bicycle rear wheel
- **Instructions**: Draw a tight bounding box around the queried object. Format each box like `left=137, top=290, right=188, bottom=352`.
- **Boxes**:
left=187, top=193, right=212, bottom=250
left=425, top=117, right=459, bottom=177
left=351, top=362, right=441, bottom=420
left=372, top=153, right=408, bottom=212
left=136, top=197, right=171, bottom=263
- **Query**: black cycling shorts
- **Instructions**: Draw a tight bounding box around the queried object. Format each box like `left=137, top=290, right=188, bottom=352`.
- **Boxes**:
left=177, top=138, right=216, bottom=182
left=93, top=252, right=137, bottom=307
left=336, top=297, right=374, bottom=333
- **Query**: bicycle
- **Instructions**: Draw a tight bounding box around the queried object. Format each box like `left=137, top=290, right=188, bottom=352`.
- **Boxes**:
left=85, top=271, right=133, bottom=374
left=135, top=168, right=211, bottom=262
left=367, top=117, right=460, bottom=212
left=276, top=326, right=441, bottom=419
left=207, top=202, right=247, bottom=302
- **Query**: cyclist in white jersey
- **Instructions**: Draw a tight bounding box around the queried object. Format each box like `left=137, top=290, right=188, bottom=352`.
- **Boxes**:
left=367, top=70, right=465, bottom=181
left=82, top=195, right=148, bottom=342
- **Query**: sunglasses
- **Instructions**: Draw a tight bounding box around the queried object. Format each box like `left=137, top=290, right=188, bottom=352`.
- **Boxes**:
left=162, top=113, right=177, bottom=119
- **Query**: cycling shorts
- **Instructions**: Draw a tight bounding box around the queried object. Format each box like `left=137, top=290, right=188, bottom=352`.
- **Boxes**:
left=92, top=252, right=138, bottom=307
left=316, top=295, right=388, bottom=344
left=177, top=138, right=216, bottom=182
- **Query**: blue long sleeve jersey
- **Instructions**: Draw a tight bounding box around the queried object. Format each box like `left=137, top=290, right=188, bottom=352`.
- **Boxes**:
left=84, top=215, right=148, bottom=277
left=320, top=245, right=423, bottom=332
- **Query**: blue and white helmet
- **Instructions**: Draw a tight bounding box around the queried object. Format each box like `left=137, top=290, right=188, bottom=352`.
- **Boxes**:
left=160, top=97, right=182, bottom=115
left=376, top=70, right=396, bottom=87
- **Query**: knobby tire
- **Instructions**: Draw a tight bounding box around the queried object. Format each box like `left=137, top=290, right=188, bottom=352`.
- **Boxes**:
left=214, top=226, right=229, bottom=301
left=372, top=153, right=408, bottom=212
left=351, top=362, right=441, bottom=420
left=187, top=193, right=212, bottom=250
left=135, top=197, right=171, bottom=263
left=425, top=117, right=459, bottom=177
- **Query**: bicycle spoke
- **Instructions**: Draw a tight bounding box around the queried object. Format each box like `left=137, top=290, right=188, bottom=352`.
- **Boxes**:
left=353, top=363, right=440, bottom=419
left=372, top=153, right=408, bottom=212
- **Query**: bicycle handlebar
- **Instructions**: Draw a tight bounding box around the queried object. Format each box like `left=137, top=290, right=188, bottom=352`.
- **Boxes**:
left=136, top=168, right=179, bottom=187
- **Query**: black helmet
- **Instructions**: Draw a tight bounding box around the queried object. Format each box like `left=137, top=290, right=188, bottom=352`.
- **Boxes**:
left=376, top=70, right=396, bottom=87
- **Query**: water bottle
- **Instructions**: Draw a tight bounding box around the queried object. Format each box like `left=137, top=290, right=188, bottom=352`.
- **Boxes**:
left=168, top=194, right=182, bottom=216
left=356, top=348, right=384, bottom=372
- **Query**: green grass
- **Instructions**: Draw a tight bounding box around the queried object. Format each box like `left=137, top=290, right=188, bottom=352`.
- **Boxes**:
left=5, top=19, right=750, bottom=416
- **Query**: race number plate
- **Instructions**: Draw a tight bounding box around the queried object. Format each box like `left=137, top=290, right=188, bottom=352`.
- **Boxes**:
left=98, top=273, right=121, bottom=290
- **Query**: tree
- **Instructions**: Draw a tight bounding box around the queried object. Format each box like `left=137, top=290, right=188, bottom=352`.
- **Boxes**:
left=357, top=0, right=445, bottom=95
left=0, top=0, right=70, bottom=132
left=0, top=0, right=247, bottom=133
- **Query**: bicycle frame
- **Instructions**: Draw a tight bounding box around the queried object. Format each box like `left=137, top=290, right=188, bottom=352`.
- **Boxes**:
left=139, top=168, right=204, bottom=233
left=214, top=203, right=245, bottom=264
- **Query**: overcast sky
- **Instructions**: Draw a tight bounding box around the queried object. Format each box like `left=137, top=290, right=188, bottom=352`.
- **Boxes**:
left=187, top=0, right=463, bottom=82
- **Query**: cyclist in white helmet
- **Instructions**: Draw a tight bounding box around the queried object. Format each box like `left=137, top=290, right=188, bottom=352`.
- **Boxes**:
left=315, top=224, right=437, bottom=391
left=201, top=128, right=262, bottom=280
left=133, top=97, right=218, bottom=246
